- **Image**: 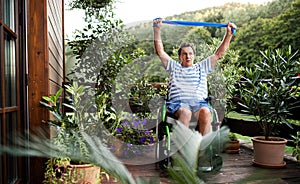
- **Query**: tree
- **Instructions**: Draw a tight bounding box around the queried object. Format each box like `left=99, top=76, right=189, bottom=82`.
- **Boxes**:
left=264, top=0, right=300, bottom=53
left=231, top=18, right=271, bottom=66
left=66, top=0, right=146, bottom=131
left=231, top=0, right=299, bottom=67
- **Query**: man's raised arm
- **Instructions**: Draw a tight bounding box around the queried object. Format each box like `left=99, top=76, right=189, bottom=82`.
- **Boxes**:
left=153, top=18, right=171, bottom=69
left=210, top=22, right=237, bottom=67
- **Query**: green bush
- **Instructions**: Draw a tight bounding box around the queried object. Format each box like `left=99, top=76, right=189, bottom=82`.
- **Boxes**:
left=238, top=46, right=300, bottom=140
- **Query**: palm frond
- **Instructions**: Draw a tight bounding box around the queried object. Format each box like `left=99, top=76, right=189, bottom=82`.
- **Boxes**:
left=167, top=122, right=229, bottom=184
left=0, top=129, right=137, bottom=184
left=0, top=123, right=229, bottom=184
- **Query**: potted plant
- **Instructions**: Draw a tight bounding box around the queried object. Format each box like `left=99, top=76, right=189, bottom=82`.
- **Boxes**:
left=292, top=131, right=300, bottom=162
left=223, top=132, right=240, bottom=154
left=109, top=112, right=156, bottom=159
left=41, top=82, right=101, bottom=183
left=238, top=47, right=300, bottom=168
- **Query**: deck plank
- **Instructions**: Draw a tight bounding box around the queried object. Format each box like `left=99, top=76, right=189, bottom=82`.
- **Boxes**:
left=101, top=144, right=300, bottom=183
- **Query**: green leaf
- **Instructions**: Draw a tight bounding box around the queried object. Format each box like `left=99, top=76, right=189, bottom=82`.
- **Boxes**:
left=40, top=101, right=52, bottom=108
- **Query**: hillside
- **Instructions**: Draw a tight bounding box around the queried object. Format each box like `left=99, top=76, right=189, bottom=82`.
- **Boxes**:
left=126, top=0, right=297, bottom=66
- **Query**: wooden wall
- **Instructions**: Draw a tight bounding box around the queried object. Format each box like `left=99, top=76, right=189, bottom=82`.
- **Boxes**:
left=27, top=0, right=64, bottom=182
left=47, top=0, right=65, bottom=94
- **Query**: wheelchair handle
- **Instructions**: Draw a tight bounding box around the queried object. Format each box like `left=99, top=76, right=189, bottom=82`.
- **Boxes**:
left=206, top=96, right=215, bottom=102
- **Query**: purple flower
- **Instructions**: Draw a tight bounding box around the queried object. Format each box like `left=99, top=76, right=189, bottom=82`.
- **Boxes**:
left=149, top=137, right=154, bottom=143
left=110, top=145, right=115, bottom=151
left=122, top=121, right=129, bottom=126
left=129, top=114, right=137, bottom=120
left=131, top=135, right=136, bottom=140
left=139, top=137, right=146, bottom=143
left=133, top=121, right=139, bottom=128
left=116, top=127, right=122, bottom=133
left=141, top=119, right=147, bottom=126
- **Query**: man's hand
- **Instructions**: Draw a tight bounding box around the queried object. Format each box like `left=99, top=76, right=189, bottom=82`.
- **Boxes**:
left=153, top=18, right=163, bottom=28
left=227, top=22, right=237, bottom=36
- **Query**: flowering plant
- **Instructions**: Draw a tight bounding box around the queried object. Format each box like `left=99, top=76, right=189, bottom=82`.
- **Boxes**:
left=111, top=113, right=156, bottom=158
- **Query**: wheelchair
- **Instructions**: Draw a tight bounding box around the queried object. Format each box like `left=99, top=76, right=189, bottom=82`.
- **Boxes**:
left=155, top=96, right=223, bottom=173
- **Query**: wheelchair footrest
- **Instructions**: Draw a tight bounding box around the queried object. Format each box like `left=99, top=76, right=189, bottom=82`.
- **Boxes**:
left=198, top=154, right=223, bottom=173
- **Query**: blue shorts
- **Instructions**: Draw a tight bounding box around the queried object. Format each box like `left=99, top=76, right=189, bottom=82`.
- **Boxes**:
left=166, top=99, right=212, bottom=114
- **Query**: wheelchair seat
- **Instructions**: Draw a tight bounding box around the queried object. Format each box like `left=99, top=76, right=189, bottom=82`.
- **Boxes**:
left=165, top=111, right=199, bottom=130
left=163, top=96, right=220, bottom=131
left=155, top=96, right=223, bottom=172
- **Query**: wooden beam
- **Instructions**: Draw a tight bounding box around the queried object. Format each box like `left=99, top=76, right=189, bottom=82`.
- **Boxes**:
left=27, top=0, right=49, bottom=182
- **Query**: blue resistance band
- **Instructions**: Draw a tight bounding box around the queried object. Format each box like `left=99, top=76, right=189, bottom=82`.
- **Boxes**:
left=156, top=19, right=236, bottom=35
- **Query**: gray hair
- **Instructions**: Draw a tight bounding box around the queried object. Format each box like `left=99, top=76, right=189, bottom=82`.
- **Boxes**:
left=177, top=42, right=196, bottom=56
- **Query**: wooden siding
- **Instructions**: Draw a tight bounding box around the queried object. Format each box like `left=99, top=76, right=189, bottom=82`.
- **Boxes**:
left=48, top=0, right=64, bottom=94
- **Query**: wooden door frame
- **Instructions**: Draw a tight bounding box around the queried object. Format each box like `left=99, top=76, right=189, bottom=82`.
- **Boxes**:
left=27, top=0, right=49, bottom=182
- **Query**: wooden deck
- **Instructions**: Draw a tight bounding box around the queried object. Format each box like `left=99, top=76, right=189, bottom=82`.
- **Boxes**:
left=102, top=141, right=300, bottom=184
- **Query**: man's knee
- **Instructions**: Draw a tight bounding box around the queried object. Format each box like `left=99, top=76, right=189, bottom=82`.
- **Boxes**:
left=176, top=108, right=192, bottom=126
left=176, top=107, right=192, bottom=118
left=197, top=107, right=212, bottom=135
left=196, top=107, right=211, bottom=121
left=199, top=107, right=211, bottom=116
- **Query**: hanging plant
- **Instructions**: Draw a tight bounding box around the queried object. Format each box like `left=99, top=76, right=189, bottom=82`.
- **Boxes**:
left=68, top=0, right=113, bottom=10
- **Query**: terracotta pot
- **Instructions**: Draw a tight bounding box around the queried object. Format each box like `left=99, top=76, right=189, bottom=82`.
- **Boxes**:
left=64, top=164, right=101, bottom=183
left=252, top=136, right=287, bottom=168
left=224, top=140, right=240, bottom=154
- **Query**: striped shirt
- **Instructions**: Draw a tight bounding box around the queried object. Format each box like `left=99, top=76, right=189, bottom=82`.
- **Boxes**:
left=166, top=57, right=214, bottom=101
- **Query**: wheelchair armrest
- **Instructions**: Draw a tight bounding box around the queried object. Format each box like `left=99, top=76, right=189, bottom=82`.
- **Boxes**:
left=206, top=96, right=215, bottom=103
left=165, top=112, right=178, bottom=125
left=166, top=111, right=178, bottom=120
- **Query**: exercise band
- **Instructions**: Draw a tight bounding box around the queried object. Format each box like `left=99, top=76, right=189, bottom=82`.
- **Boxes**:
left=154, top=19, right=236, bottom=35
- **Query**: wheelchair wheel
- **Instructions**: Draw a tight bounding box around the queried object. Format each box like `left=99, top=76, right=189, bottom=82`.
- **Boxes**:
left=159, top=155, right=172, bottom=170
left=197, top=145, right=223, bottom=173
left=211, top=154, right=223, bottom=172
left=158, top=136, right=173, bottom=170
left=157, top=121, right=173, bottom=170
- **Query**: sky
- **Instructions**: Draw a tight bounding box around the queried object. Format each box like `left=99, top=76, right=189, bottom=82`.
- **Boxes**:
left=64, top=0, right=273, bottom=37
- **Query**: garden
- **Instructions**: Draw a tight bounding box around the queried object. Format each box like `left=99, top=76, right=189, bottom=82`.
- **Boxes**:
left=1, top=0, right=300, bottom=183
left=45, top=0, right=300, bottom=181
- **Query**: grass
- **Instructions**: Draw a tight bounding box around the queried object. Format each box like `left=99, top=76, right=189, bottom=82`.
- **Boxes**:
left=285, top=146, right=294, bottom=154
left=226, top=111, right=256, bottom=121
left=226, top=111, right=299, bottom=154
left=227, top=111, right=300, bottom=125
left=235, top=133, right=252, bottom=142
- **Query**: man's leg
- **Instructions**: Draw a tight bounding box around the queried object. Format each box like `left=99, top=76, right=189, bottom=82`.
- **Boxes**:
left=175, top=107, right=192, bottom=127
left=194, top=107, right=212, bottom=136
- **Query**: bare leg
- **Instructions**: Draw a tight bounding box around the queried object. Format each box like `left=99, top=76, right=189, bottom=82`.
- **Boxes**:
left=194, top=107, right=212, bottom=136
left=175, top=107, right=192, bottom=127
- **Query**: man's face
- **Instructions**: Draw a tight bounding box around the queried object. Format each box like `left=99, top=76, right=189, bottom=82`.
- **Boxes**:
left=179, top=47, right=194, bottom=67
